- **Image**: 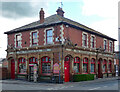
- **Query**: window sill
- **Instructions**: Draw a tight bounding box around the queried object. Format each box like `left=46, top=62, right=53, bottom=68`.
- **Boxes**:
left=108, top=72, right=112, bottom=73
left=102, top=72, right=107, bottom=74
left=82, top=73, right=88, bottom=74
left=74, top=73, right=81, bottom=74
left=41, top=73, right=52, bottom=76
left=90, top=72, right=96, bottom=74
left=18, top=73, right=27, bottom=75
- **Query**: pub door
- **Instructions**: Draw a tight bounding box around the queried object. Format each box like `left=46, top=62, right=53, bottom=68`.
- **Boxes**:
left=64, top=56, right=70, bottom=82
left=11, top=59, right=15, bottom=79
left=98, top=61, right=101, bottom=78
left=28, top=65, right=34, bottom=81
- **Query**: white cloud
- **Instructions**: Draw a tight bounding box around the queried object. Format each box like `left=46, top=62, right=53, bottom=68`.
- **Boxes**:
left=0, top=17, right=39, bottom=58
left=82, top=0, right=119, bottom=51
left=82, top=0, right=118, bottom=18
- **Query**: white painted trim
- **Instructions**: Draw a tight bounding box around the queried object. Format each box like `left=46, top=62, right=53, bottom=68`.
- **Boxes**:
left=44, top=27, right=54, bottom=45
left=60, top=24, right=64, bottom=44
left=82, top=32, right=88, bottom=48
left=14, top=33, right=22, bottom=48
left=90, top=35, right=96, bottom=49
left=30, top=30, right=39, bottom=47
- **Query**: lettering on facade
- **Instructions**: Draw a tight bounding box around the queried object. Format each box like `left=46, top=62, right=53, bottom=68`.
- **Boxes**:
left=9, top=49, right=51, bottom=54
left=67, top=49, right=113, bottom=58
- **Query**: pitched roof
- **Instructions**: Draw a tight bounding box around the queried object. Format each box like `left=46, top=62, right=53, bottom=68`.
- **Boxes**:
left=4, top=14, right=117, bottom=41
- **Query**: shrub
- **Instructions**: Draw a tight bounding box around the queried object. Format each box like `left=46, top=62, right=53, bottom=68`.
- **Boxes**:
left=73, top=74, right=94, bottom=82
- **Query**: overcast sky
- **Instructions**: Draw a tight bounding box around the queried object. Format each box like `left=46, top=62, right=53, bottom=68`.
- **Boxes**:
left=0, top=0, right=119, bottom=58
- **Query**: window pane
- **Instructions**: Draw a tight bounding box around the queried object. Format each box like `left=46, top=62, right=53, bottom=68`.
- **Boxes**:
left=91, top=64, right=94, bottom=72
left=47, top=30, right=52, bottom=37
left=47, top=37, right=53, bottom=44
left=33, top=32, right=37, bottom=39
left=18, top=58, right=26, bottom=73
left=17, top=35, right=21, bottom=41
left=104, top=40, right=106, bottom=50
left=83, top=63, right=87, bottom=73
left=74, top=63, right=79, bottom=73
left=17, top=41, right=21, bottom=47
left=103, top=64, right=106, bottom=72
left=42, top=63, right=51, bottom=73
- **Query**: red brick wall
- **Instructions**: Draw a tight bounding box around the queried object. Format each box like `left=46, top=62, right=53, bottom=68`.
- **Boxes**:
left=96, top=36, right=103, bottom=49
left=0, top=67, right=8, bottom=79
left=22, top=31, right=30, bottom=47
left=7, top=24, right=115, bottom=51
left=63, top=26, right=82, bottom=46
left=8, top=34, right=15, bottom=47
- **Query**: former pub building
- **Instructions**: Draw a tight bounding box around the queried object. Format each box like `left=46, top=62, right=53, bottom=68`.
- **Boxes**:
left=4, top=7, right=117, bottom=82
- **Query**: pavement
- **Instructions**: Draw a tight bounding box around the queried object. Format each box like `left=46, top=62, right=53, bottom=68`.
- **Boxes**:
left=0, top=76, right=119, bottom=85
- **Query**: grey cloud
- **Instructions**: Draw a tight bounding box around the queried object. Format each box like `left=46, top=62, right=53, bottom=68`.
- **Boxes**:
left=0, top=2, right=48, bottom=19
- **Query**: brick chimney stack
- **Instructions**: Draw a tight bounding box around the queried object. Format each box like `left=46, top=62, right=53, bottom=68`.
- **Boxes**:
left=56, top=7, right=64, bottom=17
left=39, top=8, right=44, bottom=24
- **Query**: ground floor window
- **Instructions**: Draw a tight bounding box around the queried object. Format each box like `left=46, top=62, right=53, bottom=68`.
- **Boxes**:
left=29, top=57, right=38, bottom=64
left=73, top=57, right=80, bottom=73
left=18, top=58, right=26, bottom=74
left=83, top=58, right=88, bottom=73
left=41, top=56, right=51, bottom=74
left=91, top=58, right=95, bottom=73
left=103, top=59, right=107, bottom=73
left=108, top=60, right=112, bottom=72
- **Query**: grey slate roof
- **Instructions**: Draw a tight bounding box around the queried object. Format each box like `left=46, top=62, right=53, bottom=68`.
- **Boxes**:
left=4, top=14, right=117, bottom=41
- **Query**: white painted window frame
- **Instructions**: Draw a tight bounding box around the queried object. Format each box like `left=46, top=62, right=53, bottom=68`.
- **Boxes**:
left=44, top=27, right=54, bottom=45
left=14, top=33, right=22, bottom=48
left=30, top=30, right=39, bottom=47
left=90, top=35, right=96, bottom=49
left=103, top=38, right=108, bottom=51
left=82, top=32, right=88, bottom=48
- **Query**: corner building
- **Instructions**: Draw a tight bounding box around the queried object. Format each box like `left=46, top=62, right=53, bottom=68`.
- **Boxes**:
left=4, top=8, right=117, bottom=82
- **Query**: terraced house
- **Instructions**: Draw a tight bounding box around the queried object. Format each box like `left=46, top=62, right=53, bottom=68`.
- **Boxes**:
left=4, top=7, right=117, bottom=82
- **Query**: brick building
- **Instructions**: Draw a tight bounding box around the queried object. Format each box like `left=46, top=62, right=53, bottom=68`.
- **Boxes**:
left=4, top=8, right=117, bottom=82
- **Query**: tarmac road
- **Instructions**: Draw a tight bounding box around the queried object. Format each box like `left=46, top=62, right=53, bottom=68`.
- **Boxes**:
left=0, top=77, right=119, bottom=91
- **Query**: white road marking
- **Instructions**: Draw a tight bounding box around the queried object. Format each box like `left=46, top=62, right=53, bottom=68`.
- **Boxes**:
left=89, top=87, right=101, bottom=90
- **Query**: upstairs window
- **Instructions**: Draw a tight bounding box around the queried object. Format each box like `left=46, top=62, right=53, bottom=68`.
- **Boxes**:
left=46, top=29, right=53, bottom=44
left=104, top=40, right=107, bottom=51
left=91, top=36, right=95, bottom=48
left=83, top=34, right=87, bottom=47
left=32, top=32, right=38, bottom=45
left=16, top=34, right=21, bottom=47
left=109, top=41, right=112, bottom=52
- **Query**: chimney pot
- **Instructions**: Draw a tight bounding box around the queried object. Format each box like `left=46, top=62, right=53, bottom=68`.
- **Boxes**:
left=56, top=7, right=64, bottom=17
left=39, top=8, right=45, bottom=24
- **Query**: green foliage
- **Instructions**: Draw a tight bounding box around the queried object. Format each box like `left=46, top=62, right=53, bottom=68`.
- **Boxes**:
left=73, top=74, right=94, bottom=82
